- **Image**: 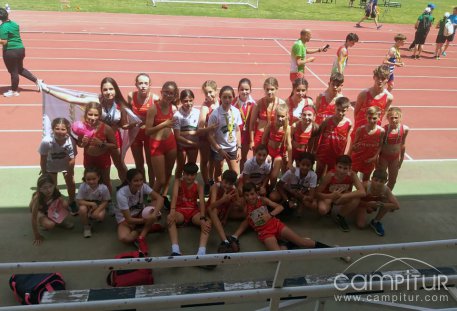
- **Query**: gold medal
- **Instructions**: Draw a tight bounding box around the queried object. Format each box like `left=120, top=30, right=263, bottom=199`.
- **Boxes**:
left=228, top=134, right=234, bottom=143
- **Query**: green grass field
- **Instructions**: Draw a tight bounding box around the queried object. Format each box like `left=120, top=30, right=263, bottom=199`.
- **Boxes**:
left=6, top=0, right=457, bottom=24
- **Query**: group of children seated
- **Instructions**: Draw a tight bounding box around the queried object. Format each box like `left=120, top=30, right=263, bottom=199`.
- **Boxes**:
left=30, top=64, right=407, bottom=260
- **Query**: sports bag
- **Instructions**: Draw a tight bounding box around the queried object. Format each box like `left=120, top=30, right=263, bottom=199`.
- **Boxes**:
left=444, top=19, right=454, bottom=36
left=107, top=251, right=154, bottom=287
left=9, top=273, right=65, bottom=305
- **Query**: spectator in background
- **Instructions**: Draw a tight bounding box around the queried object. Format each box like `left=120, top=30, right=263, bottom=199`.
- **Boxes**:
left=0, top=8, right=42, bottom=97
left=441, top=7, right=457, bottom=57
left=434, top=12, right=452, bottom=60
left=408, top=3, right=436, bottom=50
left=289, top=29, right=328, bottom=83
left=356, top=0, right=382, bottom=30
left=411, top=7, right=435, bottom=59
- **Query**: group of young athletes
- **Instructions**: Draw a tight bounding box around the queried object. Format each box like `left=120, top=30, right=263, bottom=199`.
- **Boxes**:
left=29, top=32, right=409, bottom=261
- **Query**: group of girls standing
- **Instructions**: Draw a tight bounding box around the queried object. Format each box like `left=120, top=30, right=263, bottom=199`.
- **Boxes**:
left=32, top=68, right=407, bottom=245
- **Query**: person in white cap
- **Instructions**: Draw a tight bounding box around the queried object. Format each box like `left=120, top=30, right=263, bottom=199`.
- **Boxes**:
left=441, top=7, right=457, bottom=56
left=434, top=12, right=453, bottom=59
left=411, top=7, right=435, bottom=59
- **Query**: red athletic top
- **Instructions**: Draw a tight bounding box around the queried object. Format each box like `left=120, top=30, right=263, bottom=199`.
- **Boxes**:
left=246, top=198, right=269, bottom=230
left=131, top=91, right=153, bottom=121
left=269, top=122, right=285, bottom=143
left=351, top=126, right=382, bottom=164
left=315, top=93, right=335, bottom=125
left=383, top=124, right=404, bottom=145
left=293, top=123, right=312, bottom=149
left=354, top=91, right=388, bottom=131
left=176, top=180, right=198, bottom=210
left=257, top=97, right=277, bottom=123
left=287, top=96, right=312, bottom=124
left=316, top=118, right=351, bottom=159
left=153, top=102, right=173, bottom=126
left=232, top=97, right=255, bottom=130
left=93, top=122, right=106, bottom=142
left=323, top=169, right=353, bottom=194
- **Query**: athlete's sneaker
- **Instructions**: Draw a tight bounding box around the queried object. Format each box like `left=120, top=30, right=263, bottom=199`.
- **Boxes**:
left=134, top=236, right=149, bottom=255
left=83, top=225, right=92, bottom=238
left=204, top=183, right=210, bottom=197
left=377, top=25, right=383, bottom=30
left=3, top=90, right=19, bottom=97
left=334, top=214, right=350, bottom=232
left=370, top=219, right=385, bottom=236
left=69, top=201, right=79, bottom=216
left=442, top=51, right=447, bottom=56
left=228, top=236, right=240, bottom=252
left=355, top=23, right=362, bottom=28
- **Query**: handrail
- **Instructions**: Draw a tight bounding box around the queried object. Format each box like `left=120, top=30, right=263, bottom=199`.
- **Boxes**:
left=1, top=239, right=456, bottom=273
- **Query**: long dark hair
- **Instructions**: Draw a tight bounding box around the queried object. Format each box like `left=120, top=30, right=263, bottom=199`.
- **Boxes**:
left=32, top=174, right=61, bottom=211
left=100, top=77, right=128, bottom=107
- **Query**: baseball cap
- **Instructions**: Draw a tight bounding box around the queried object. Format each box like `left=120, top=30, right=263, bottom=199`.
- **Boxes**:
left=444, top=12, right=450, bottom=18
left=427, top=3, right=436, bottom=9
left=424, top=7, right=431, bottom=13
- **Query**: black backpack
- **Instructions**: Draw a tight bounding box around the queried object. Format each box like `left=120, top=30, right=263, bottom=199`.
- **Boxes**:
left=9, top=273, right=66, bottom=305
left=419, top=14, right=432, bottom=32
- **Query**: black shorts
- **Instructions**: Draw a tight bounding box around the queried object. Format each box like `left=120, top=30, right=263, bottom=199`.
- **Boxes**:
left=365, top=9, right=377, bottom=18
left=448, top=32, right=455, bottom=42
left=436, top=34, right=450, bottom=44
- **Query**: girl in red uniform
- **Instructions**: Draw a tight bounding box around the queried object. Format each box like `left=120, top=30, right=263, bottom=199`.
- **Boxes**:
left=356, top=169, right=400, bottom=236
left=314, top=73, right=344, bottom=125
left=232, top=78, right=255, bottom=173
left=315, top=97, right=353, bottom=178
left=287, top=78, right=313, bottom=125
left=249, top=77, right=285, bottom=150
left=198, top=80, right=219, bottom=196
left=167, top=163, right=210, bottom=257
left=353, top=65, right=393, bottom=140
left=349, top=106, right=385, bottom=181
left=262, top=103, right=292, bottom=189
left=77, top=103, right=117, bottom=195
left=127, top=73, right=159, bottom=185
left=145, top=81, right=178, bottom=196
left=317, top=155, right=365, bottom=232
left=377, top=107, right=409, bottom=190
left=240, top=182, right=342, bottom=252
left=291, top=105, right=319, bottom=162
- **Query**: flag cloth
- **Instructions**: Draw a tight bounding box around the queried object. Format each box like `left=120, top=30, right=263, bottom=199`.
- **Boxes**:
left=42, top=86, right=141, bottom=160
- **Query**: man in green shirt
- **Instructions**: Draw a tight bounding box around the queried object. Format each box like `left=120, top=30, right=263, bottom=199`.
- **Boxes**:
left=0, top=8, right=41, bottom=97
left=290, top=29, right=328, bottom=83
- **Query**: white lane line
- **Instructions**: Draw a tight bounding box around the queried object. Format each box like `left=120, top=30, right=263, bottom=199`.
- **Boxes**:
left=409, top=128, right=457, bottom=131
left=0, top=130, right=41, bottom=133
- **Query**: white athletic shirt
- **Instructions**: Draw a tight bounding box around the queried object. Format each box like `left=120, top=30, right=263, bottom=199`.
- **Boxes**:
left=173, top=107, right=200, bottom=147
left=242, top=157, right=272, bottom=185
left=38, top=135, right=77, bottom=173
left=207, top=105, right=242, bottom=152
left=76, top=183, right=111, bottom=202
left=280, top=169, right=317, bottom=190
left=115, top=183, right=153, bottom=223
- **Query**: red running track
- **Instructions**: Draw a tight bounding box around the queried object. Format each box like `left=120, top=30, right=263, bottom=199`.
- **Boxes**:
left=0, top=11, right=456, bottom=166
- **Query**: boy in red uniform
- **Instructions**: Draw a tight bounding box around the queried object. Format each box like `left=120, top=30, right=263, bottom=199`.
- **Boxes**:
left=353, top=65, right=393, bottom=140
left=207, top=170, right=245, bottom=253
left=314, top=72, right=344, bottom=125
left=315, top=97, right=352, bottom=178
left=317, top=155, right=366, bottom=232
left=349, top=106, right=385, bottom=181
left=167, top=163, right=210, bottom=256
left=356, top=169, right=400, bottom=236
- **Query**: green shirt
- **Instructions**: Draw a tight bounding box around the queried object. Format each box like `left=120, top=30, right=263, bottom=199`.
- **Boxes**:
left=290, top=39, right=306, bottom=73
left=0, top=20, right=24, bottom=51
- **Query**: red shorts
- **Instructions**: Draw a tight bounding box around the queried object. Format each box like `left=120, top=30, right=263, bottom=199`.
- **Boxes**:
left=150, top=134, right=177, bottom=157
left=255, top=217, right=285, bottom=242
left=84, top=152, right=111, bottom=169
left=115, top=129, right=122, bottom=150
left=379, top=151, right=400, bottom=162
left=176, top=207, right=199, bottom=224
left=131, top=128, right=147, bottom=147
left=253, top=130, right=264, bottom=149
left=351, top=161, right=375, bottom=176
left=268, top=144, right=286, bottom=159
left=290, top=72, right=305, bottom=83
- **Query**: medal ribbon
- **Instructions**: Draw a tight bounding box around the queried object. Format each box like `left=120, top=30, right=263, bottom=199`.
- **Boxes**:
left=224, top=108, right=235, bottom=140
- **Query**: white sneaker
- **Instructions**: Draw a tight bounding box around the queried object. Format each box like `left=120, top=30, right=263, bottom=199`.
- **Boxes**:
left=83, top=226, right=92, bottom=238
left=3, top=90, right=19, bottom=97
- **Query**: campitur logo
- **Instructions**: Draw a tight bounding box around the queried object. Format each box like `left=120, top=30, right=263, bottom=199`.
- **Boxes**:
left=333, top=253, right=449, bottom=304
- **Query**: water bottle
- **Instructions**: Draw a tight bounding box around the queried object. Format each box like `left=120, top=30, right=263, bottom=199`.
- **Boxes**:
left=5, top=3, right=10, bottom=13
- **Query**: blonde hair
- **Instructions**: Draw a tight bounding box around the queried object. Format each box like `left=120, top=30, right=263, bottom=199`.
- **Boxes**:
left=263, top=77, right=279, bottom=90
left=386, top=106, right=402, bottom=117
left=202, top=80, right=217, bottom=91
left=366, top=106, right=381, bottom=116
left=275, top=103, right=289, bottom=131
